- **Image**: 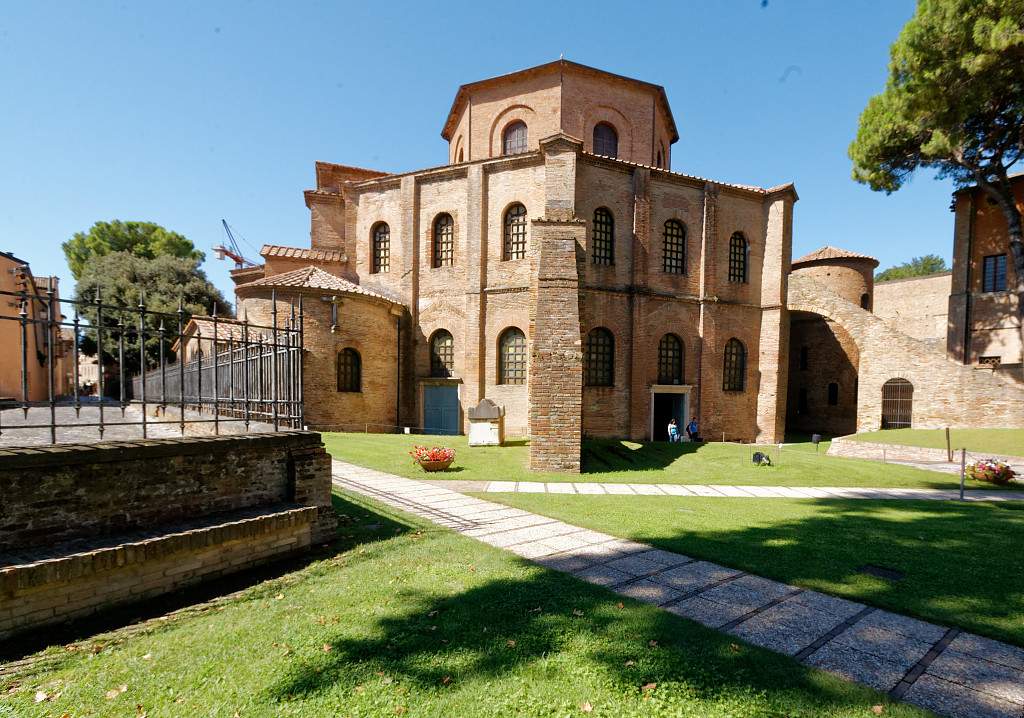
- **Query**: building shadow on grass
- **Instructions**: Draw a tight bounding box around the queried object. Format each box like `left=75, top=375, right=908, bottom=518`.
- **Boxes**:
left=581, top=438, right=712, bottom=474
left=0, top=491, right=416, bottom=662
left=265, top=558, right=902, bottom=714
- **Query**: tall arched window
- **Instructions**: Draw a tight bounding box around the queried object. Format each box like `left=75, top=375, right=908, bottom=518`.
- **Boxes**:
left=663, top=219, right=686, bottom=274
left=592, top=207, right=614, bottom=265
left=432, top=213, right=454, bottom=268
left=584, top=328, right=614, bottom=387
left=722, top=338, right=746, bottom=391
left=457, top=148, right=464, bottom=162
left=656, top=149, right=663, bottom=168
left=593, top=123, right=618, bottom=158
left=503, top=121, right=528, bottom=155
left=881, top=378, right=913, bottom=428
left=498, top=327, right=526, bottom=385
left=337, top=348, right=361, bottom=392
left=503, top=203, right=528, bottom=260
left=728, top=232, right=748, bottom=283
left=860, top=293, right=870, bottom=311
left=372, top=222, right=390, bottom=274
left=430, top=329, right=454, bottom=377
left=658, top=334, right=684, bottom=384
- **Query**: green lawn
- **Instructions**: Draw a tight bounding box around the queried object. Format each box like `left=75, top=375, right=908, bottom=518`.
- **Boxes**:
left=323, top=432, right=1021, bottom=491
left=848, top=428, right=1024, bottom=456
left=477, top=492, right=1024, bottom=648
left=0, top=491, right=931, bottom=718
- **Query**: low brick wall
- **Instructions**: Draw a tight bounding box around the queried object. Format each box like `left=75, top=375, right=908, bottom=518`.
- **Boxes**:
left=828, top=436, right=1024, bottom=465
left=0, top=431, right=337, bottom=640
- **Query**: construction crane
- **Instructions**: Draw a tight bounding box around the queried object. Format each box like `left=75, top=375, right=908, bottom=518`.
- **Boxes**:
left=213, top=219, right=258, bottom=269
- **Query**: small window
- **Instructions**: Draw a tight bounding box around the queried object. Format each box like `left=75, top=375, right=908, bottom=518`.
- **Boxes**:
left=797, top=387, right=809, bottom=415
left=372, top=222, right=390, bottom=273
left=430, top=329, right=454, bottom=377
left=502, top=121, right=528, bottom=156
left=592, top=208, right=614, bottom=265
left=982, top=254, right=1007, bottom=292
left=584, top=328, right=614, bottom=387
left=656, top=149, right=663, bottom=168
left=827, top=382, right=839, bottom=406
left=498, top=327, right=527, bottom=385
left=799, top=345, right=809, bottom=370
left=728, top=232, right=748, bottom=283
left=503, top=203, right=528, bottom=260
left=432, top=213, right=454, bottom=268
left=593, top=123, right=618, bottom=158
left=722, top=338, right=746, bottom=392
left=657, top=334, right=683, bottom=384
left=663, top=219, right=686, bottom=274
left=337, top=348, right=361, bottom=392
left=860, top=293, right=870, bottom=311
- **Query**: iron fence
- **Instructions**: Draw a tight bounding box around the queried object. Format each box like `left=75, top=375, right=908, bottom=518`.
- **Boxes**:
left=0, top=278, right=303, bottom=444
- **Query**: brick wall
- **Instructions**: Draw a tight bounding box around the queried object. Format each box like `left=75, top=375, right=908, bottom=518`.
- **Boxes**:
left=874, top=273, right=951, bottom=344
left=828, top=435, right=1024, bottom=464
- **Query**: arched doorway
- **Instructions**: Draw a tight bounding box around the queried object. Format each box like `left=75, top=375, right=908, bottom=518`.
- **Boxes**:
left=881, top=378, right=913, bottom=428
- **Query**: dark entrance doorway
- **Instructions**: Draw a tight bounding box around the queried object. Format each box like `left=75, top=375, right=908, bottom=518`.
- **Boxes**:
left=423, top=384, right=459, bottom=435
left=652, top=392, right=685, bottom=441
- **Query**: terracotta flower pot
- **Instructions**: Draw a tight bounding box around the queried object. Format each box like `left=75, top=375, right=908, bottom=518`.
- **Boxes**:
left=418, top=458, right=453, bottom=472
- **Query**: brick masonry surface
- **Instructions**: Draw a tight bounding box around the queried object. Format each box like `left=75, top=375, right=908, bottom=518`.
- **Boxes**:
left=0, top=431, right=336, bottom=639
left=829, top=436, right=1024, bottom=468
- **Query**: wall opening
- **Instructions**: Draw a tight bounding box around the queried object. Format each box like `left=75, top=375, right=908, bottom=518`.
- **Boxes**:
left=880, top=378, right=913, bottom=429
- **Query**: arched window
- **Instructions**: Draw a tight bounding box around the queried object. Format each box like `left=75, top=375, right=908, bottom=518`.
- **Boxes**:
left=656, top=149, right=663, bottom=168
left=728, top=232, right=748, bottom=283
left=593, top=123, right=618, bottom=158
left=432, top=213, right=454, bottom=268
left=503, top=203, right=528, bottom=260
left=498, top=327, right=526, bottom=385
left=828, top=382, right=839, bottom=406
left=337, top=348, right=361, bottom=392
left=592, top=207, right=614, bottom=265
left=457, top=148, right=464, bottom=163
left=584, top=328, right=614, bottom=387
left=663, top=219, right=686, bottom=274
left=372, top=222, right=390, bottom=274
left=657, top=334, right=684, bottom=384
left=860, top=293, right=870, bottom=311
left=881, top=378, right=913, bottom=429
left=430, top=329, right=454, bottom=378
left=722, top=338, right=746, bottom=392
left=503, top=121, right=528, bottom=156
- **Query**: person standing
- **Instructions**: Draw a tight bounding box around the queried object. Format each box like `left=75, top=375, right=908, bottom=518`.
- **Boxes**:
left=667, top=418, right=680, bottom=443
left=686, top=416, right=699, bottom=442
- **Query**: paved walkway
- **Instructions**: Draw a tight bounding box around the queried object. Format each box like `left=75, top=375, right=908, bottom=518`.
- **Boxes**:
left=478, top=480, right=1024, bottom=501
left=333, top=460, right=1024, bottom=718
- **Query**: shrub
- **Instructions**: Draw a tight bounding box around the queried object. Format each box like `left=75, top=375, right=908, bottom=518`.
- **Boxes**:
left=409, top=445, right=456, bottom=464
left=966, top=459, right=1017, bottom=485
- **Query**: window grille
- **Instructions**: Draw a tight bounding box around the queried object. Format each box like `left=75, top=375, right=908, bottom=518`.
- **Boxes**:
left=433, top=214, right=454, bottom=268
left=503, top=121, right=528, bottom=155
left=881, top=378, right=913, bottom=428
left=722, top=338, right=746, bottom=391
left=593, top=123, right=618, bottom=158
left=498, top=328, right=527, bottom=385
left=728, top=232, right=748, bottom=283
left=337, top=348, right=361, bottom=392
left=657, top=334, right=683, bottom=384
left=503, top=204, right=527, bottom=260
left=592, top=208, right=614, bottom=265
left=982, top=254, right=1007, bottom=292
left=584, top=328, right=614, bottom=386
left=430, top=329, right=454, bottom=377
left=663, top=220, right=686, bottom=274
left=372, top=223, right=390, bottom=273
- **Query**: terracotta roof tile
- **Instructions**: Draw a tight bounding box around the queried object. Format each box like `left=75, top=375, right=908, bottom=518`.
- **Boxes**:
left=792, top=245, right=879, bottom=266
left=260, top=245, right=346, bottom=263
left=235, top=266, right=401, bottom=304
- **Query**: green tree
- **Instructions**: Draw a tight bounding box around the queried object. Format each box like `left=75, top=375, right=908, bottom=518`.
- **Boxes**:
left=875, top=253, right=950, bottom=282
left=849, top=0, right=1024, bottom=348
left=63, top=220, right=204, bottom=281
left=75, top=252, right=231, bottom=375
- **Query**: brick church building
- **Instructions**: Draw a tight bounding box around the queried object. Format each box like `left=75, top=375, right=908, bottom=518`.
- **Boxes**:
left=228, top=60, right=798, bottom=470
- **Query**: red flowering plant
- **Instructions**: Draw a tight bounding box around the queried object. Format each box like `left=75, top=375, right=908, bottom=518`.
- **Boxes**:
left=409, top=445, right=456, bottom=464
left=966, top=459, right=1017, bottom=486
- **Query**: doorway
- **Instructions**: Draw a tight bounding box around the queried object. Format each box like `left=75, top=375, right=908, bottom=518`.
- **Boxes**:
left=423, top=384, right=460, bottom=435
left=651, top=390, right=688, bottom=441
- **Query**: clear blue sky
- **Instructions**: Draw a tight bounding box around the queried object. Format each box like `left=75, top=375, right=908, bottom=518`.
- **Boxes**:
left=1, top=0, right=951, bottom=301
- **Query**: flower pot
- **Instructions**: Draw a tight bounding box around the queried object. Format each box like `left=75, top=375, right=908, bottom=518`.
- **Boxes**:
left=418, top=458, right=453, bottom=472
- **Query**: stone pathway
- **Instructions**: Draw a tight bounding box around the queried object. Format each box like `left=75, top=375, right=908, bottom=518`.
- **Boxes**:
left=333, top=460, right=1024, bottom=718
left=477, top=480, right=1024, bottom=502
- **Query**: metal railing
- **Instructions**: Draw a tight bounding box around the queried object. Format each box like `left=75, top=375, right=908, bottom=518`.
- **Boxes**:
left=0, top=279, right=303, bottom=444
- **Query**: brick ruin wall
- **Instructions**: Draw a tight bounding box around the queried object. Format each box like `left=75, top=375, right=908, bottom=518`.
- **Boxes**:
left=0, top=432, right=336, bottom=639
